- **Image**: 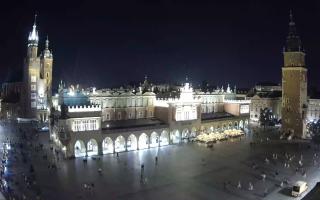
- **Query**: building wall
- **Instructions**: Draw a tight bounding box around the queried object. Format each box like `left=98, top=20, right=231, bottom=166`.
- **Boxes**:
left=224, top=103, right=240, bottom=116
left=282, top=66, right=307, bottom=137
left=89, top=92, right=156, bottom=121
left=307, top=99, right=320, bottom=122
left=250, top=95, right=282, bottom=121
left=194, top=91, right=235, bottom=114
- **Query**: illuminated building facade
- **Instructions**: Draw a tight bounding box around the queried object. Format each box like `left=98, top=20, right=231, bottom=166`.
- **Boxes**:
left=24, top=17, right=53, bottom=121
left=306, top=99, right=320, bottom=122
left=0, top=17, right=53, bottom=121
left=50, top=80, right=250, bottom=158
left=281, top=12, right=308, bottom=138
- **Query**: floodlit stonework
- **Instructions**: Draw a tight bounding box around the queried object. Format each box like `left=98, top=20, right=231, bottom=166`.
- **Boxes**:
left=50, top=81, right=250, bottom=158
left=281, top=12, right=308, bottom=138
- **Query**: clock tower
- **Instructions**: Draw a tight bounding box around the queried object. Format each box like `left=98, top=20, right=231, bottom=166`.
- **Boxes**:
left=282, top=11, right=308, bottom=138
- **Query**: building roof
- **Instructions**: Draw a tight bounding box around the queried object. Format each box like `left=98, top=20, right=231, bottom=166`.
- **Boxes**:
left=247, top=90, right=282, bottom=98
left=102, top=118, right=167, bottom=131
left=201, top=112, right=235, bottom=121
left=255, top=82, right=280, bottom=87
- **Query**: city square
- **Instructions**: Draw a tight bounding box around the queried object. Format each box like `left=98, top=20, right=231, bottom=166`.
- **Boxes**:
left=0, top=121, right=319, bottom=200
left=0, top=1, right=320, bottom=199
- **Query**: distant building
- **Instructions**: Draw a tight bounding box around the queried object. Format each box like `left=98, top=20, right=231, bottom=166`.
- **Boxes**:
left=249, top=93, right=282, bottom=122
left=246, top=82, right=282, bottom=122
left=255, top=82, right=281, bottom=93
left=0, top=82, right=24, bottom=119
left=306, top=99, right=320, bottom=122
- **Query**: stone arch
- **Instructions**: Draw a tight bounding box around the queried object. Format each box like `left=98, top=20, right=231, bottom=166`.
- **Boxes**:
left=150, top=132, right=159, bottom=148
left=160, top=130, right=169, bottom=146
left=190, top=127, right=197, bottom=137
left=223, top=124, right=227, bottom=130
left=182, top=129, right=190, bottom=139
left=228, top=122, right=233, bottom=130
left=74, top=140, right=86, bottom=157
left=210, top=126, right=214, bottom=132
left=171, top=130, right=180, bottom=144
left=102, top=137, right=113, bottom=154
left=200, top=126, right=205, bottom=132
left=115, top=135, right=126, bottom=152
left=234, top=121, right=238, bottom=129
left=127, top=134, right=137, bottom=151
left=245, top=119, right=249, bottom=128
left=239, top=120, right=244, bottom=129
left=87, top=139, right=98, bottom=156
left=138, top=133, right=149, bottom=150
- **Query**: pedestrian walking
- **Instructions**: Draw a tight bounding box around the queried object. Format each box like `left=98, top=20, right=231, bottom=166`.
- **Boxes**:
left=280, top=181, right=284, bottom=187
left=155, top=156, right=158, bottom=165
left=237, top=181, right=241, bottom=189
left=248, top=182, right=253, bottom=191
left=265, top=158, right=269, bottom=164
left=264, top=188, right=268, bottom=197
left=261, top=173, right=266, bottom=181
left=140, top=164, right=145, bottom=180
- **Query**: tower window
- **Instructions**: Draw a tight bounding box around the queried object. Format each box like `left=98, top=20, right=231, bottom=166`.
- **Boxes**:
left=31, top=76, right=36, bottom=82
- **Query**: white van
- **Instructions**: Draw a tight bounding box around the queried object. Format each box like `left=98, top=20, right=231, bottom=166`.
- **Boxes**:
left=292, top=181, right=308, bottom=197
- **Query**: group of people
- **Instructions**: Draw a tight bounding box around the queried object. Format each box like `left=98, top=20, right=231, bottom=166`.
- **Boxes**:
left=0, top=122, right=62, bottom=200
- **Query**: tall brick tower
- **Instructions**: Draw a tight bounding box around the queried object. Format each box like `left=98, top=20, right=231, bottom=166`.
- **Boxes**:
left=23, top=15, right=53, bottom=121
left=282, top=11, right=308, bottom=138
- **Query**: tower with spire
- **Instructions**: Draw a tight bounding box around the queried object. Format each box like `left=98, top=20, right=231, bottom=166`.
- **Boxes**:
left=41, top=35, right=53, bottom=107
left=27, top=15, right=39, bottom=58
left=281, top=10, right=308, bottom=138
left=24, top=15, right=53, bottom=121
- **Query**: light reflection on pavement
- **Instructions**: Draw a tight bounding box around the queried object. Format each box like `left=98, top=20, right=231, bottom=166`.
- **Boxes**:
left=0, top=121, right=319, bottom=200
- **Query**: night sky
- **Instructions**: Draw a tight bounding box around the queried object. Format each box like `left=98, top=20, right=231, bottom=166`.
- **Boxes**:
left=0, top=0, right=319, bottom=90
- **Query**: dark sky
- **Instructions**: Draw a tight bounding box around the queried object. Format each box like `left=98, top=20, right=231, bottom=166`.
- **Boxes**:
left=0, top=0, right=319, bottom=89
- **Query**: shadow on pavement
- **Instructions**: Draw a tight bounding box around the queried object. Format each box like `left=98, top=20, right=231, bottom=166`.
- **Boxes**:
left=279, top=187, right=292, bottom=196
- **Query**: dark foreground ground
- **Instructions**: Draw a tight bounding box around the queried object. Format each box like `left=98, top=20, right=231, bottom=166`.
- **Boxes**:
left=0, top=122, right=320, bottom=200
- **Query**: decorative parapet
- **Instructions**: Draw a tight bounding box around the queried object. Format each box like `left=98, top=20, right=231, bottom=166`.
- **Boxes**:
left=155, top=96, right=201, bottom=107
left=57, top=104, right=101, bottom=112
left=223, top=100, right=251, bottom=104
left=68, top=105, right=101, bottom=112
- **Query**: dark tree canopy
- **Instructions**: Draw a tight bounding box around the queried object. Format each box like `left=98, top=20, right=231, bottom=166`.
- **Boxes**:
left=308, top=120, right=320, bottom=144
left=259, top=108, right=276, bottom=127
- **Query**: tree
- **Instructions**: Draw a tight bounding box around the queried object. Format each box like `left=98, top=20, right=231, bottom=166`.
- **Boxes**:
left=308, top=120, right=320, bottom=146
left=259, top=108, right=275, bottom=128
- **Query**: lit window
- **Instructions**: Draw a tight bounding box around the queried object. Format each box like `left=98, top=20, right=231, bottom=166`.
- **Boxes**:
left=31, top=76, right=36, bottom=82
left=31, top=84, right=36, bottom=91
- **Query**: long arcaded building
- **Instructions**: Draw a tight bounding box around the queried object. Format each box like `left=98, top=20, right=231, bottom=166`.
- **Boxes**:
left=50, top=80, right=250, bottom=158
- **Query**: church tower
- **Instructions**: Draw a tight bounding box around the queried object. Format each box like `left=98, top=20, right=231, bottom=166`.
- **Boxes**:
left=24, top=15, right=53, bottom=121
left=41, top=36, right=53, bottom=107
left=281, top=11, right=308, bottom=138
left=24, top=15, right=41, bottom=118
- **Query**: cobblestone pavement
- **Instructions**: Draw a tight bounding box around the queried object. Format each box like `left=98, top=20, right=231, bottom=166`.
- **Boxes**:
left=0, top=122, right=319, bottom=200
